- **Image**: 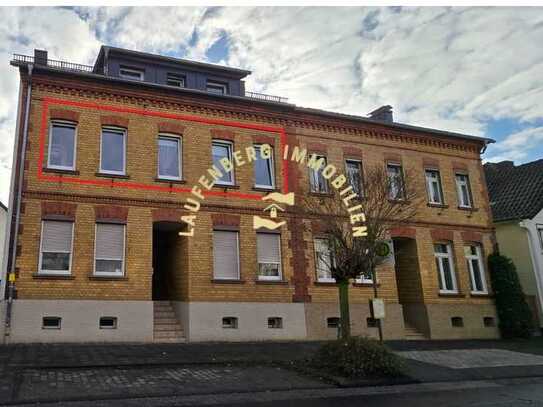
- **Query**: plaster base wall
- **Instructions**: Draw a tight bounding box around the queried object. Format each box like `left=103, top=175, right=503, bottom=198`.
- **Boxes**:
left=304, top=302, right=405, bottom=340
left=7, top=300, right=153, bottom=343
left=184, top=302, right=307, bottom=342
left=425, top=303, right=500, bottom=339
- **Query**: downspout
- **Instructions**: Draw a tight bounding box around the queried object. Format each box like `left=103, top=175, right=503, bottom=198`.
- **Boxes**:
left=4, top=63, right=33, bottom=342
left=519, top=220, right=543, bottom=330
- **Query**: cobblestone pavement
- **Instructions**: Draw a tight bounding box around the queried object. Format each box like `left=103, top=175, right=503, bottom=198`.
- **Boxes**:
left=6, top=364, right=330, bottom=404
left=399, top=349, right=543, bottom=369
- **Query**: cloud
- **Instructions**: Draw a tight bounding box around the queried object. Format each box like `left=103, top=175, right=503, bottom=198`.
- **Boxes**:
left=0, top=6, right=542, bottom=203
left=485, top=126, right=543, bottom=163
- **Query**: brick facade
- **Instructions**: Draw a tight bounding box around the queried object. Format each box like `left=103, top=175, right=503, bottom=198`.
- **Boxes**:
left=8, top=67, right=498, bottom=341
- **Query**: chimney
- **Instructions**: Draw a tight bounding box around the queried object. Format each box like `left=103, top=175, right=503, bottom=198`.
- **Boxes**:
left=368, top=105, right=393, bottom=123
left=34, top=49, right=48, bottom=66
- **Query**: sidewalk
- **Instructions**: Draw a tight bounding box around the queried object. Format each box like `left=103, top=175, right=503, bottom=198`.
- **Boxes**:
left=0, top=338, right=542, bottom=405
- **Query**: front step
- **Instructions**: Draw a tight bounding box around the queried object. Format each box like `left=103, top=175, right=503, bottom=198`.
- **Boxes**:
left=153, top=301, right=186, bottom=343
left=404, top=323, right=427, bottom=340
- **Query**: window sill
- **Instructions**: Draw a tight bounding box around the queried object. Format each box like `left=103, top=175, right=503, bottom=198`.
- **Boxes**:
left=255, top=279, right=289, bottom=285
left=457, top=206, right=478, bottom=212
left=89, top=275, right=128, bottom=281
left=32, top=273, right=74, bottom=280
left=95, top=172, right=130, bottom=179
left=353, top=282, right=379, bottom=287
left=154, top=177, right=186, bottom=184
left=211, top=279, right=245, bottom=284
left=314, top=281, right=337, bottom=286
left=427, top=203, right=448, bottom=209
left=42, top=167, right=80, bottom=175
left=252, top=186, right=277, bottom=193
left=387, top=198, right=409, bottom=204
left=470, top=292, right=492, bottom=298
left=213, top=184, right=240, bottom=190
left=438, top=292, right=465, bottom=298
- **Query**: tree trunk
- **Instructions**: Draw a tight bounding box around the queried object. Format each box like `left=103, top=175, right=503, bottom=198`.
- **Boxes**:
left=338, top=279, right=351, bottom=339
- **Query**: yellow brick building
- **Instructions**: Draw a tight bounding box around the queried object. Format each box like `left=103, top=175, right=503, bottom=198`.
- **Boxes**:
left=1, top=47, right=499, bottom=343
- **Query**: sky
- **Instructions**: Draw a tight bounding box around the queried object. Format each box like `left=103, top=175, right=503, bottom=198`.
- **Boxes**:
left=0, top=6, right=542, bottom=204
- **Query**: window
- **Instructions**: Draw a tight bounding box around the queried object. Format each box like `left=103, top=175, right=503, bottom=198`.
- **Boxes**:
left=425, top=169, right=444, bottom=204
left=327, top=317, right=340, bottom=328
left=42, top=317, right=61, bottom=330
left=268, top=317, right=283, bottom=329
left=455, top=173, right=473, bottom=208
left=309, top=155, right=329, bottom=193
left=434, top=243, right=457, bottom=293
left=100, top=128, right=126, bottom=175
left=119, top=66, right=144, bottom=81
left=158, top=135, right=182, bottom=180
left=538, top=227, right=543, bottom=251
left=345, top=159, right=364, bottom=197
left=166, top=73, right=185, bottom=87
left=257, top=233, right=282, bottom=281
left=212, top=140, right=234, bottom=185
left=254, top=145, right=275, bottom=189
left=387, top=163, right=404, bottom=200
left=48, top=121, right=76, bottom=170
left=99, top=317, right=118, bottom=329
left=465, top=244, right=488, bottom=294
left=38, top=220, right=74, bottom=275
left=451, top=317, right=464, bottom=327
left=314, top=238, right=334, bottom=282
left=367, top=317, right=378, bottom=328
left=94, top=223, right=125, bottom=276
left=483, top=317, right=495, bottom=327
left=356, top=270, right=373, bottom=284
left=206, top=81, right=228, bottom=95
left=222, top=317, right=238, bottom=329
left=213, top=230, right=240, bottom=280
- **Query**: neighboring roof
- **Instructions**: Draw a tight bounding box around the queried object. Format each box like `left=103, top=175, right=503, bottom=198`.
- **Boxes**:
left=484, top=159, right=543, bottom=222
left=94, top=45, right=251, bottom=79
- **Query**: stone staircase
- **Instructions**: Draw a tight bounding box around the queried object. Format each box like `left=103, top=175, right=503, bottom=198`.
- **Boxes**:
left=153, top=301, right=186, bottom=343
left=404, top=322, right=427, bottom=340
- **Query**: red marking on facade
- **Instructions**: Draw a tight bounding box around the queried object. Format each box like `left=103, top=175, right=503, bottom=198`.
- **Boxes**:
left=38, top=97, right=290, bottom=199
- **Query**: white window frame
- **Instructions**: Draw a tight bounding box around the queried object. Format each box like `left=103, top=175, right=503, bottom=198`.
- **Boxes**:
left=254, top=144, right=275, bottom=190
left=387, top=163, right=404, bottom=200
left=309, top=155, right=329, bottom=194
left=465, top=244, right=488, bottom=294
left=314, top=237, right=335, bottom=283
left=166, top=73, right=185, bottom=87
left=538, top=226, right=543, bottom=252
left=257, top=233, right=282, bottom=281
left=100, top=127, right=127, bottom=176
left=206, top=81, right=228, bottom=95
left=355, top=271, right=373, bottom=284
left=213, top=230, right=241, bottom=280
left=157, top=134, right=182, bottom=181
left=345, top=159, right=364, bottom=198
left=455, top=173, right=473, bottom=208
left=434, top=243, right=458, bottom=294
left=425, top=168, right=444, bottom=204
left=93, top=223, right=126, bottom=277
left=212, top=140, right=235, bottom=186
left=38, top=220, right=74, bottom=276
left=47, top=120, right=77, bottom=171
left=119, top=66, right=144, bottom=81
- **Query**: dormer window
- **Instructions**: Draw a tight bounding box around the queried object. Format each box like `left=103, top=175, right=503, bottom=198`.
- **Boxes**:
left=206, top=81, right=228, bottom=95
left=167, top=73, right=185, bottom=88
left=119, top=66, right=144, bottom=81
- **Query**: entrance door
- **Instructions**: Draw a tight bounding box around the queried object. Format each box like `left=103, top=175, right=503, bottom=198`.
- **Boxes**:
left=152, top=222, right=185, bottom=301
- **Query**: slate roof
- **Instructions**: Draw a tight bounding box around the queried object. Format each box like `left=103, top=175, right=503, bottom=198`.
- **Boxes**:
left=484, top=159, right=543, bottom=222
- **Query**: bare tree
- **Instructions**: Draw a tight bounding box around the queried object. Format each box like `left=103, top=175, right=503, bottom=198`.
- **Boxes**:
left=303, top=164, right=422, bottom=339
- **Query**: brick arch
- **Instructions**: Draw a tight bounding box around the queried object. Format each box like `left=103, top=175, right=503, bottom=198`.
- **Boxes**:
left=152, top=208, right=186, bottom=223
left=49, top=109, right=80, bottom=122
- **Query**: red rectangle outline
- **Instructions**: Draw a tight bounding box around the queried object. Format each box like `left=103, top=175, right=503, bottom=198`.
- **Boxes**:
left=38, top=97, right=289, bottom=201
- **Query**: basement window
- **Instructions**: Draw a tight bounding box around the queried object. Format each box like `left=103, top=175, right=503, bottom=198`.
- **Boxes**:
left=483, top=317, right=495, bottom=327
left=268, top=317, right=283, bottom=329
left=99, top=317, right=118, bottom=329
left=327, top=317, right=340, bottom=328
left=42, top=316, right=61, bottom=330
left=451, top=317, right=464, bottom=327
left=222, top=317, right=238, bottom=329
